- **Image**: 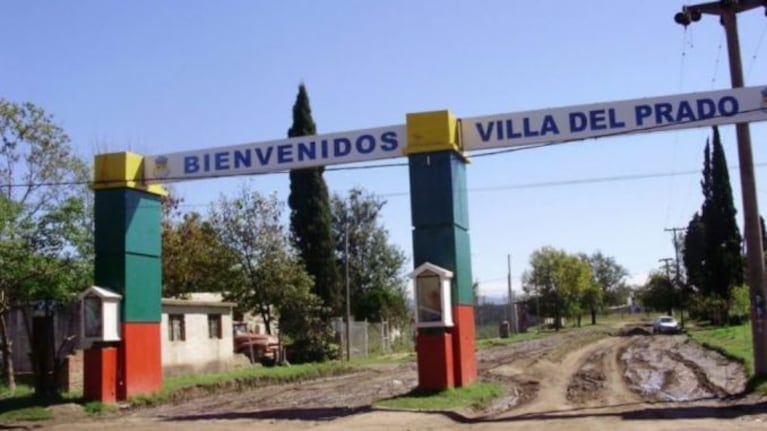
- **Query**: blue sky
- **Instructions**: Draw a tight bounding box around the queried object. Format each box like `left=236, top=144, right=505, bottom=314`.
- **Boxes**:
left=3, top=1, right=767, bottom=299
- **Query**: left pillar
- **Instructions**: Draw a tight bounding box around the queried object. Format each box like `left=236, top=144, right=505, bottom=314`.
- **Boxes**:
left=91, top=152, right=166, bottom=400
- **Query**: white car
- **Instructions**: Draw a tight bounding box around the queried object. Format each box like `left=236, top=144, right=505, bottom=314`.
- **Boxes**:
left=653, top=316, right=680, bottom=334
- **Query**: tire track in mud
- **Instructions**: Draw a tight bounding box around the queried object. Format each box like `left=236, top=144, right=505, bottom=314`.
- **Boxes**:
left=139, top=364, right=417, bottom=419
left=493, top=335, right=623, bottom=415
left=133, top=324, right=748, bottom=422
left=480, top=328, right=612, bottom=412
left=566, top=336, right=643, bottom=407
left=499, top=326, right=747, bottom=416
left=664, top=350, right=728, bottom=398
left=619, top=334, right=746, bottom=402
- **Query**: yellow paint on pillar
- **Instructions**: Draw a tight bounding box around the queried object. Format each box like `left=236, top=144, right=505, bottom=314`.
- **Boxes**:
left=405, top=110, right=468, bottom=160
left=91, top=152, right=167, bottom=196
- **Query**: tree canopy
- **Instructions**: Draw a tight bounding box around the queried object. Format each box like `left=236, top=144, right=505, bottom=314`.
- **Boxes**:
left=682, top=127, right=743, bottom=324
left=522, top=247, right=594, bottom=330
left=287, top=84, right=341, bottom=316
left=0, top=99, right=91, bottom=392
left=161, top=194, right=235, bottom=298
left=331, top=188, right=408, bottom=324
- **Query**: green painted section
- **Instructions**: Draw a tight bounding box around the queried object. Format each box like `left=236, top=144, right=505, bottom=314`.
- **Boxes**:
left=124, top=254, right=162, bottom=322
left=94, top=254, right=125, bottom=295
left=409, top=150, right=474, bottom=307
left=453, top=228, right=473, bottom=306
left=408, top=151, right=469, bottom=230
left=412, top=226, right=474, bottom=306
left=94, top=188, right=162, bottom=323
left=95, top=189, right=161, bottom=256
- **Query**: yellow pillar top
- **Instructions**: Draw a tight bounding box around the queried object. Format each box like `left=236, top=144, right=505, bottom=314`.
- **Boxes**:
left=405, top=110, right=468, bottom=161
left=91, top=151, right=167, bottom=196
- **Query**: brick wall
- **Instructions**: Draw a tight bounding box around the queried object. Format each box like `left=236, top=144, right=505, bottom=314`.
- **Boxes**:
left=59, top=350, right=83, bottom=393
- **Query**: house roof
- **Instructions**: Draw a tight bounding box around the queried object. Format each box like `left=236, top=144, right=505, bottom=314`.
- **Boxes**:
left=409, top=262, right=454, bottom=279
left=78, top=286, right=122, bottom=300
left=161, top=298, right=236, bottom=308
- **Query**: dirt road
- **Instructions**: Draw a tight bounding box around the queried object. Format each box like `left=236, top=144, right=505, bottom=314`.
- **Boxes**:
left=28, top=324, right=767, bottom=430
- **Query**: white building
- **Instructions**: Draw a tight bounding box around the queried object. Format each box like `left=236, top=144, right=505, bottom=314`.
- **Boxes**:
left=160, top=297, right=246, bottom=377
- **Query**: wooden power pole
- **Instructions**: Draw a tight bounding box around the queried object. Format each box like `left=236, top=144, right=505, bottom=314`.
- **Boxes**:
left=675, top=0, right=767, bottom=375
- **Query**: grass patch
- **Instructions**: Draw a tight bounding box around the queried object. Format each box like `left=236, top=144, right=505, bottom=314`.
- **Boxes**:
left=83, top=400, right=117, bottom=416
left=476, top=321, right=614, bottom=350
left=688, top=322, right=767, bottom=394
left=375, top=382, right=504, bottom=411
left=476, top=330, right=550, bottom=349
left=0, top=383, right=33, bottom=399
left=130, top=360, right=358, bottom=407
left=0, top=386, right=56, bottom=423
left=0, top=406, right=52, bottom=422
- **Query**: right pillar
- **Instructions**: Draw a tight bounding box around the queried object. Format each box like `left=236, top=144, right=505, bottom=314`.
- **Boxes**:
left=406, top=110, right=477, bottom=389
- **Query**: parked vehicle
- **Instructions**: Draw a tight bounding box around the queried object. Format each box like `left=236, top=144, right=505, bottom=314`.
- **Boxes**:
left=233, top=322, right=279, bottom=366
left=652, top=316, right=680, bottom=334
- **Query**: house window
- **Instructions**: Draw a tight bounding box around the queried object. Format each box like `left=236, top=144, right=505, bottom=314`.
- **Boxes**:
left=169, top=314, right=185, bottom=341
left=208, top=314, right=222, bottom=339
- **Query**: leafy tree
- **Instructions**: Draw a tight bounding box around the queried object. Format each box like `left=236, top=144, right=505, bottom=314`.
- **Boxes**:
left=209, top=185, right=336, bottom=362
left=581, top=251, right=627, bottom=324
left=637, top=271, right=679, bottom=315
left=557, top=254, right=594, bottom=328
left=683, top=127, right=743, bottom=324
left=730, top=285, right=750, bottom=324
left=522, top=247, right=592, bottom=330
left=0, top=99, right=91, bottom=393
left=761, top=216, right=767, bottom=251
left=287, top=84, right=341, bottom=315
left=209, top=186, right=303, bottom=335
left=162, top=195, right=236, bottom=297
left=683, top=213, right=706, bottom=292
left=278, top=283, right=339, bottom=363
left=331, top=188, right=408, bottom=324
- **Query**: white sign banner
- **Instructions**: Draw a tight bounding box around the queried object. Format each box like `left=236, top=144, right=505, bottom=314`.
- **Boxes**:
left=144, top=125, right=406, bottom=182
left=461, top=86, right=767, bottom=151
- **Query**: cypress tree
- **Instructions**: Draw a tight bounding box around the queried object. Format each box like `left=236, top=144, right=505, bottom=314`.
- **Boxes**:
left=683, top=212, right=705, bottom=292
left=287, top=84, right=342, bottom=315
left=700, top=126, right=743, bottom=320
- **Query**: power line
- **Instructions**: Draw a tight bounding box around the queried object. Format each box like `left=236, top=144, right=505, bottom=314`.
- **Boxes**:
left=9, top=160, right=766, bottom=212
left=711, top=33, right=725, bottom=89
left=3, top=107, right=766, bottom=191
left=746, top=21, right=767, bottom=80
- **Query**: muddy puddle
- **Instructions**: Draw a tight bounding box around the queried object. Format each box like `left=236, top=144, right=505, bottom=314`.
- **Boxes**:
left=567, top=349, right=608, bottom=403
left=619, top=334, right=746, bottom=402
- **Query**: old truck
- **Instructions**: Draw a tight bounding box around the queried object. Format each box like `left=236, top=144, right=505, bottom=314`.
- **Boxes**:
left=233, top=322, right=280, bottom=366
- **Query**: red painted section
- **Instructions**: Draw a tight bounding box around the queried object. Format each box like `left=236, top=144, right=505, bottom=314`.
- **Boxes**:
left=83, top=347, right=117, bottom=403
left=416, top=330, right=454, bottom=390
left=451, top=305, right=477, bottom=386
left=118, top=323, right=162, bottom=400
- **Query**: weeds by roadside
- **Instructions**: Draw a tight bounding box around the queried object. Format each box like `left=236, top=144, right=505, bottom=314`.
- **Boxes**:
left=130, top=360, right=359, bottom=407
left=687, top=322, right=767, bottom=394
left=374, top=382, right=505, bottom=411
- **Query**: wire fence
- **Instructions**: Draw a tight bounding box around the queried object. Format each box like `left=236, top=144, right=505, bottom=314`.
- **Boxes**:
left=332, top=319, right=414, bottom=358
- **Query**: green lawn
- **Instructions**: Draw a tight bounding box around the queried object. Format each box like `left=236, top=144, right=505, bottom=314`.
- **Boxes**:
left=131, top=360, right=359, bottom=406
left=0, top=385, right=54, bottom=422
left=375, top=382, right=505, bottom=411
left=475, top=330, right=551, bottom=349
left=0, top=361, right=361, bottom=421
left=688, top=322, right=767, bottom=393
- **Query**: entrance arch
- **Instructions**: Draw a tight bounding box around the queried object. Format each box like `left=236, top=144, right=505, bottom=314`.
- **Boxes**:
left=86, top=86, right=767, bottom=401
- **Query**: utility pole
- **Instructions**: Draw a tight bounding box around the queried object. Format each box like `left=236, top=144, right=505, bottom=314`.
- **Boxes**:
left=345, top=223, right=351, bottom=361
left=507, top=254, right=516, bottom=334
left=665, top=227, right=686, bottom=328
left=675, top=0, right=767, bottom=375
left=659, top=258, right=674, bottom=279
